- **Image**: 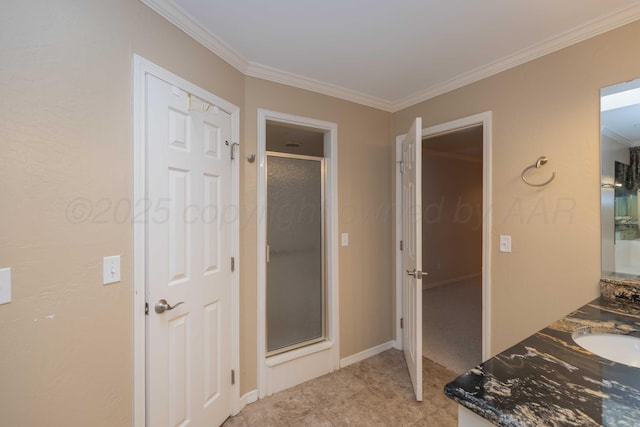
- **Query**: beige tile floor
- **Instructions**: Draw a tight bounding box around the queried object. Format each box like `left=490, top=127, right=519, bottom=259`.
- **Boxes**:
left=223, top=349, right=458, bottom=426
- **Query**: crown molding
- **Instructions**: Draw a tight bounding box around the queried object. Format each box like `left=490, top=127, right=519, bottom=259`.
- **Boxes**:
left=141, top=0, right=640, bottom=113
left=245, top=62, right=394, bottom=112
left=602, top=126, right=635, bottom=147
left=139, top=0, right=248, bottom=73
left=392, top=3, right=640, bottom=112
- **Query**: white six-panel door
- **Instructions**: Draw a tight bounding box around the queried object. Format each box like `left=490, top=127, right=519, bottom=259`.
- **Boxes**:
left=146, top=73, right=233, bottom=427
left=401, top=117, right=423, bottom=401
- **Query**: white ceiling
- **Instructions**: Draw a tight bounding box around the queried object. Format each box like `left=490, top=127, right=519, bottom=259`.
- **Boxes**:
left=602, top=104, right=640, bottom=146
left=144, top=0, right=640, bottom=111
left=602, top=78, right=640, bottom=146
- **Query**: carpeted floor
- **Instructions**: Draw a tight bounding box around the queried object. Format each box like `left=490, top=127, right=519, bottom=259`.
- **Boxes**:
left=423, top=276, right=482, bottom=374
left=223, top=349, right=458, bottom=426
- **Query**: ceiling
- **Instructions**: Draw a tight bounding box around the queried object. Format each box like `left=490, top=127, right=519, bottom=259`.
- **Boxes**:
left=266, top=121, right=325, bottom=157
left=144, top=0, right=640, bottom=111
left=602, top=104, right=640, bottom=146
left=601, top=78, right=640, bottom=146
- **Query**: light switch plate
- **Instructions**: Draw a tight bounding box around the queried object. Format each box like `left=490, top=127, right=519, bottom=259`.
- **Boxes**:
left=499, top=235, right=512, bottom=253
left=341, top=233, right=349, bottom=247
left=103, top=256, right=121, bottom=285
left=0, top=268, right=11, bottom=305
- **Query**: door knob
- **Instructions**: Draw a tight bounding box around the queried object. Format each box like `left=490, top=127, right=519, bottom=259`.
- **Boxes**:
left=406, top=269, right=427, bottom=280
left=155, top=299, right=184, bottom=314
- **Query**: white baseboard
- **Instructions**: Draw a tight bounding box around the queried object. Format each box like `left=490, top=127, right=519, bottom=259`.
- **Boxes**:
left=235, top=389, right=258, bottom=414
left=423, top=273, right=481, bottom=290
left=339, top=340, right=395, bottom=368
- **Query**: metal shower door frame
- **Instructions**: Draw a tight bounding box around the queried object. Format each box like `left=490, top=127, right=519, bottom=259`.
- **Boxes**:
left=265, top=151, right=327, bottom=357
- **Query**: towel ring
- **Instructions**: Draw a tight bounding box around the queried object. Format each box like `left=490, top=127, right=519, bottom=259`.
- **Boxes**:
left=521, top=156, right=556, bottom=187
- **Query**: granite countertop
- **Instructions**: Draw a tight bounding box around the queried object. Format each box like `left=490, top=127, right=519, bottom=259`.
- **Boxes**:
left=444, top=279, right=640, bottom=426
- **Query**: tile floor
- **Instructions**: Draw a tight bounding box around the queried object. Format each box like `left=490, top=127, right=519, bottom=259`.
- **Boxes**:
left=223, top=349, right=458, bottom=426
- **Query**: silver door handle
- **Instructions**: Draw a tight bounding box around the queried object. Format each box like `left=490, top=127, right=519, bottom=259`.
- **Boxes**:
left=155, top=299, right=184, bottom=314
left=406, top=269, right=427, bottom=280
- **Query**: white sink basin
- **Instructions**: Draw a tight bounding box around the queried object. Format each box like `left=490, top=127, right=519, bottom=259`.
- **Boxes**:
left=573, top=333, right=640, bottom=367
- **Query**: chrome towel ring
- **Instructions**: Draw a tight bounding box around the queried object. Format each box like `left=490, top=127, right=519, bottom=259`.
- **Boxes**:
left=521, top=156, right=556, bottom=187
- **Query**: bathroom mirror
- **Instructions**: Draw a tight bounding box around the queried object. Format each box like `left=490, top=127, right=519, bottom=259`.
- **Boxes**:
left=600, top=77, right=640, bottom=277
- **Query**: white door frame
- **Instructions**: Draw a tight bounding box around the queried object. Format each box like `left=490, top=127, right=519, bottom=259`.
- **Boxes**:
left=394, top=111, right=492, bottom=362
left=256, top=109, right=339, bottom=398
left=132, top=55, right=241, bottom=427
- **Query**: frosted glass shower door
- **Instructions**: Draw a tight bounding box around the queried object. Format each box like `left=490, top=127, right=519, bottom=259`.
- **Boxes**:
left=266, top=153, right=325, bottom=355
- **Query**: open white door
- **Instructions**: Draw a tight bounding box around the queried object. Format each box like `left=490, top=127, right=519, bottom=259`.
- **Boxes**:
left=146, top=73, right=234, bottom=426
left=401, top=117, right=423, bottom=401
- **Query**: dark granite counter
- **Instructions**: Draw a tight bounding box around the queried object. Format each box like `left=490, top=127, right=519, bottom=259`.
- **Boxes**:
left=444, top=279, right=640, bottom=426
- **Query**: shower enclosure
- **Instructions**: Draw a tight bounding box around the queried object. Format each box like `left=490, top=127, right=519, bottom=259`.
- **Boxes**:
left=266, top=152, right=325, bottom=356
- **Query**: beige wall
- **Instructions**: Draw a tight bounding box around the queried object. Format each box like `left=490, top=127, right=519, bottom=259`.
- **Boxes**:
left=0, top=1, right=243, bottom=425
left=422, top=153, right=482, bottom=286
left=240, top=77, right=393, bottom=393
left=394, top=20, right=640, bottom=355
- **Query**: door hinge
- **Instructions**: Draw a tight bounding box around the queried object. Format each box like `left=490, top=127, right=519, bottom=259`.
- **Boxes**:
left=399, top=161, right=405, bottom=174
left=266, top=245, right=270, bottom=263
left=230, top=142, right=239, bottom=160
left=231, top=257, right=235, bottom=272
left=145, top=302, right=149, bottom=315
left=231, top=369, right=235, bottom=385
left=400, top=317, right=403, bottom=329
left=400, top=240, right=403, bottom=251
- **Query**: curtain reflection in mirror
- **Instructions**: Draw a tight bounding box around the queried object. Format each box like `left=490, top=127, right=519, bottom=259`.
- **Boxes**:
left=626, top=147, right=640, bottom=192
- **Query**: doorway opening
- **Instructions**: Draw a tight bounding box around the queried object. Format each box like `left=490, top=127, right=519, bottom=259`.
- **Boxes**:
left=395, top=112, right=492, bottom=383
left=421, top=125, right=483, bottom=374
left=257, top=110, right=339, bottom=398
